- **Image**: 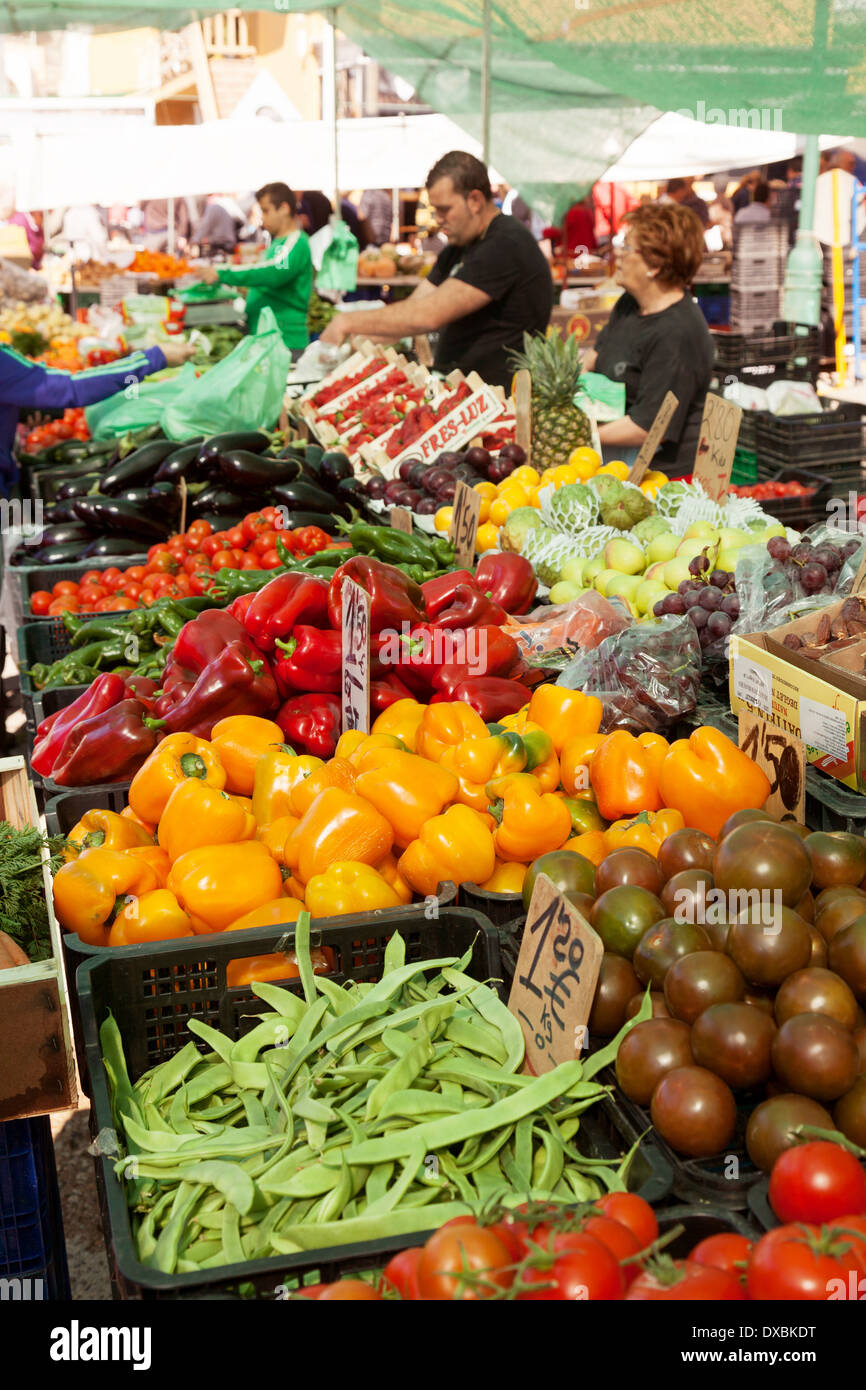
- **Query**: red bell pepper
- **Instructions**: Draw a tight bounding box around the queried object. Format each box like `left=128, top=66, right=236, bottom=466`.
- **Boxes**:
left=433, top=676, right=530, bottom=721
left=371, top=674, right=415, bottom=714
left=430, top=584, right=507, bottom=631
left=431, top=625, right=521, bottom=697
left=50, top=699, right=159, bottom=787
left=328, top=557, right=425, bottom=634
left=273, top=626, right=342, bottom=696
left=243, top=573, right=330, bottom=652
left=227, top=592, right=257, bottom=624
left=475, top=553, right=538, bottom=614
left=157, top=641, right=279, bottom=739
left=420, top=570, right=478, bottom=619
left=31, top=673, right=127, bottom=776
left=277, top=693, right=341, bottom=758
left=170, top=610, right=250, bottom=678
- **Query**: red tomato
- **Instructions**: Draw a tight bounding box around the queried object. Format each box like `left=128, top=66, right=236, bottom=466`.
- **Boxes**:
left=317, top=1281, right=382, bottom=1301
left=183, top=554, right=205, bottom=575
left=225, top=525, right=246, bottom=550
left=189, top=574, right=214, bottom=596
left=380, top=1247, right=423, bottom=1299
left=173, top=574, right=191, bottom=595
left=186, top=519, right=212, bottom=543
left=30, top=590, right=53, bottom=615
left=627, top=1258, right=745, bottom=1300
left=689, top=1232, right=753, bottom=1278
left=78, top=569, right=103, bottom=587
left=51, top=580, right=79, bottom=597
left=242, top=512, right=268, bottom=542
left=416, top=1224, right=513, bottom=1301
left=47, top=597, right=79, bottom=615
left=200, top=535, right=224, bottom=558
left=229, top=547, right=246, bottom=564
left=826, top=1215, right=866, bottom=1274
left=121, top=582, right=143, bottom=602
left=125, top=565, right=147, bottom=583
left=100, top=567, right=123, bottom=588
left=578, top=1215, right=644, bottom=1285
left=260, top=505, right=280, bottom=525
left=519, top=1235, right=624, bottom=1301
left=148, top=551, right=177, bottom=574
left=593, top=1193, right=658, bottom=1250
left=139, top=588, right=155, bottom=606
left=211, top=549, right=238, bottom=569
left=258, top=548, right=282, bottom=570
left=253, top=530, right=280, bottom=556
left=105, top=596, right=136, bottom=611
left=747, top=1223, right=866, bottom=1301
left=294, top=525, right=330, bottom=555
left=769, top=1141, right=866, bottom=1226
left=239, top=554, right=260, bottom=570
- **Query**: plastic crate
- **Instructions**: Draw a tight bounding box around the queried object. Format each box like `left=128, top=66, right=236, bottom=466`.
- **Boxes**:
left=730, top=450, right=757, bottom=486
left=732, top=465, right=835, bottom=532
left=747, top=1177, right=777, bottom=1232
left=0, top=1117, right=71, bottom=1298
left=18, top=554, right=147, bottom=620
left=16, top=615, right=113, bottom=701
left=44, top=785, right=132, bottom=837
left=755, top=401, right=864, bottom=470
left=459, top=881, right=523, bottom=928
left=712, top=323, right=821, bottom=370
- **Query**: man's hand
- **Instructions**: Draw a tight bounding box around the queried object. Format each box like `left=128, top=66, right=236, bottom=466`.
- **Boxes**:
left=161, top=340, right=197, bottom=367
left=320, top=315, right=350, bottom=346
left=196, top=265, right=219, bottom=285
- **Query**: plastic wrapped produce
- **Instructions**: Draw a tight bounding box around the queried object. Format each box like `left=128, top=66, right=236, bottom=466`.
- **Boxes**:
left=556, top=615, right=701, bottom=733
left=505, top=591, right=631, bottom=668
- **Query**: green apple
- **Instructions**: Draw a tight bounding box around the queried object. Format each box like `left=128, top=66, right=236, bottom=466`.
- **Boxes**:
left=594, top=568, right=621, bottom=597
left=549, top=580, right=582, bottom=604
left=636, top=578, right=669, bottom=616
left=645, top=561, right=668, bottom=583
left=584, top=556, right=605, bottom=585
left=605, top=573, right=643, bottom=603
left=684, top=521, right=720, bottom=541
left=604, top=537, right=646, bottom=575
left=560, top=555, right=589, bottom=587
left=663, top=556, right=693, bottom=591
left=646, top=532, right=680, bottom=564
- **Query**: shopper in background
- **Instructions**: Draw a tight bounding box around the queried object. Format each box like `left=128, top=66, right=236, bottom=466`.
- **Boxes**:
left=140, top=199, right=191, bottom=253
left=730, top=170, right=760, bottom=214
left=60, top=205, right=109, bottom=260
left=664, top=178, right=710, bottom=227
left=734, top=179, right=771, bottom=225
left=359, top=188, right=393, bottom=245
left=192, top=195, right=241, bottom=257
left=0, top=196, right=44, bottom=270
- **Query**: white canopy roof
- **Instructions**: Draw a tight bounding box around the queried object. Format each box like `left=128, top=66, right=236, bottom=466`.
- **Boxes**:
left=604, top=110, right=849, bottom=181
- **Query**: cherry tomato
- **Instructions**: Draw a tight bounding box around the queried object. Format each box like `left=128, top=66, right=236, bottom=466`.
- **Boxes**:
left=30, top=590, right=53, bottom=615
left=380, top=1247, right=423, bottom=1299
left=51, top=580, right=79, bottom=597
left=317, top=1281, right=382, bottom=1301
left=239, top=554, right=260, bottom=570
left=416, top=1222, right=513, bottom=1301
left=186, top=519, right=212, bottom=543
left=124, top=565, right=147, bottom=584
left=747, top=1222, right=866, bottom=1301
left=211, top=549, right=238, bottom=569
left=519, top=1235, right=624, bottom=1301
left=690, top=1232, right=753, bottom=1278
left=225, top=525, right=246, bottom=550
left=258, top=548, right=282, bottom=570
left=627, top=1258, right=745, bottom=1300
left=593, top=1193, right=658, bottom=1250
left=47, top=597, right=79, bottom=615
left=769, top=1141, right=866, bottom=1226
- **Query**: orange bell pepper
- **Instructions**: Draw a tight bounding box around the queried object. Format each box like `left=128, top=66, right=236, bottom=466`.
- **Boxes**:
left=283, top=874, right=306, bottom=902
left=416, top=702, right=487, bottom=763
left=157, top=780, right=256, bottom=863
left=125, top=844, right=172, bottom=887
left=527, top=686, right=603, bottom=754
left=489, top=775, right=573, bottom=863
left=563, top=830, right=608, bottom=865
left=398, top=805, right=496, bottom=897
left=439, top=729, right=552, bottom=811
left=658, top=727, right=772, bottom=838
left=210, top=716, right=285, bottom=795
left=108, top=889, right=194, bottom=947
left=345, top=733, right=411, bottom=773
left=53, top=848, right=160, bottom=947
left=251, top=748, right=322, bottom=825
left=128, top=733, right=226, bottom=825
left=63, top=808, right=153, bottom=861
left=589, top=730, right=670, bottom=821
left=561, top=733, right=606, bottom=796
left=257, top=815, right=301, bottom=866
left=374, top=851, right=413, bottom=904
left=285, top=788, right=394, bottom=883
left=120, top=805, right=155, bottom=836
left=305, top=861, right=402, bottom=917
left=354, top=751, right=459, bottom=847
left=226, top=932, right=333, bottom=988
left=167, top=840, right=283, bottom=933
left=224, top=897, right=303, bottom=932
left=291, top=758, right=357, bottom=817
left=603, top=808, right=686, bottom=857
left=371, top=698, right=426, bottom=752
left=478, top=860, right=527, bottom=894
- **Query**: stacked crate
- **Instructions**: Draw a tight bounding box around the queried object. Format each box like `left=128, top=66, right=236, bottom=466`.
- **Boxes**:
left=730, top=221, right=789, bottom=332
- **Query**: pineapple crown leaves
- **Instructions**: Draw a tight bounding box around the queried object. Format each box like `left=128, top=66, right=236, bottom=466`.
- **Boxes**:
left=507, top=330, right=584, bottom=408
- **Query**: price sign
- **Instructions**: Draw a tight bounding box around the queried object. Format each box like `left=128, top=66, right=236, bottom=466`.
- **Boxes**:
left=390, top=507, right=413, bottom=534
left=738, top=711, right=806, bottom=824
left=341, top=579, right=371, bottom=734
left=449, top=480, right=481, bottom=569
left=627, top=391, right=679, bottom=484
left=693, top=393, right=742, bottom=502
left=507, top=874, right=604, bottom=1075
left=514, top=368, right=532, bottom=464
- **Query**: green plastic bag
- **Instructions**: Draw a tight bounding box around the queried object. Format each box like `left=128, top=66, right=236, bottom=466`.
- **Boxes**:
left=161, top=308, right=291, bottom=441
left=85, top=363, right=198, bottom=440
left=316, top=220, right=359, bottom=293
left=175, top=282, right=237, bottom=303
left=576, top=371, right=626, bottom=423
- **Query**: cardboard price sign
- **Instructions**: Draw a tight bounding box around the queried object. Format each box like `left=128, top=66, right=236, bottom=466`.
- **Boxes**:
left=738, top=711, right=806, bottom=824
left=390, top=507, right=413, bottom=534
left=628, top=391, right=679, bottom=484
left=449, top=480, right=481, bottom=569
left=507, top=874, right=604, bottom=1075
left=693, top=393, right=743, bottom=502
left=341, top=579, right=371, bottom=734
left=514, top=368, right=532, bottom=464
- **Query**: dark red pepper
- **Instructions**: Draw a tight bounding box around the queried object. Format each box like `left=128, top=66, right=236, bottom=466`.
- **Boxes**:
left=475, top=553, right=538, bottom=614
left=371, top=674, right=415, bottom=714
left=273, top=626, right=342, bottom=697
left=328, top=557, right=425, bottom=634
left=431, top=625, right=521, bottom=697
left=429, top=584, right=507, bottom=631
left=276, top=693, right=341, bottom=758
left=31, top=673, right=127, bottom=777
left=170, top=609, right=250, bottom=678
left=243, top=572, right=330, bottom=652
left=432, top=676, right=529, bottom=721
left=50, top=699, right=159, bottom=787
left=227, top=592, right=257, bottom=624
left=420, top=570, right=478, bottom=619
left=158, top=641, right=279, bottom=739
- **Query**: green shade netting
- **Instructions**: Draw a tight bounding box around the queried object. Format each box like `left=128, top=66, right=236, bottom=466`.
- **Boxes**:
left=4, top=1, right=865, bottom=220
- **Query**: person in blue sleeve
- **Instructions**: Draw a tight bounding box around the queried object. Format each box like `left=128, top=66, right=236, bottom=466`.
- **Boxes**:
left=0, top=338, right=195, bottom=495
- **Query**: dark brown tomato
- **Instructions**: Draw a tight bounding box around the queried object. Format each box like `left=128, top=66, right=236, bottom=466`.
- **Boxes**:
left=783, top=823, right=812, bottom=841
left=588, top=955, right=641, bottom=1037
left=773, top=967, right=860, bottom=1031
left=771, top=1012, right=860, bottom=1102
left=663, top=951, right=745, bottom=1025
left=808, top=925, right=828, bottom=968
left=828, top=918, right=866, bottom=1002
left=691, top=1001, right=776, bottom=1090
left=660, top=868, right=715, bottom=922
left=854, top=1026, right=866, bottom=1073
left=563, top=890, right=596, bottom=919
left=650, top=1066, right=737, bottom=1158
left=743, top=991, right=776, bottom=1017
left=717, top=807, right=773, bottom=841
left=834, top=1075, right=866, bottom=1148
left=625, top=991, right=671, bottom=1021
left=632, top=917, right=711, bottom=990
left=658, top=828, right=716, bottom=879
left=591, top=885, right=666, bottom=959
left=704, top=917, right=731, bottom=952
left=595, top=847, right=665, bottom=897
left=805, top=831, right=866, bottom=891
left=795, top=890, right=815, bottom=924
left=814, top=884, right=866, bottom=916
left=726, top=905, right=812, bottom=989
left=745, top=1093, right=834, bottom=1172
left=815, top=894, right=866, bottom=945
left=713, top=822, right=813, bottom=908
left=615, top=1018, right=694, bottom=1106
left=522, top=848, right=595, bottom=911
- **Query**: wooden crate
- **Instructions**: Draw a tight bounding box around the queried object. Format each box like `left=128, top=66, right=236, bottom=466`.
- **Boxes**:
left=0, top=756, right=77, bottom=1120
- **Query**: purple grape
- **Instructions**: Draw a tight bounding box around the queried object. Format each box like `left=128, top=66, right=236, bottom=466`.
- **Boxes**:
left=689, top=607, right=709, bottom=629
left=707, top=611, right=732, bottom=638
left=689, top=554, right=711, bottom=576
left=677, top=579, right=692, bottom=596
left=709, top=570, right=730, bottom=589
left=812, top=546, right=842, bottom=574
left=684, top=591, right=705, bottom=609
left=791, top=541, right=813, bottom=563
left=800, top=562, right=828, bottom=594
left=665, top=593, right=686, bottom=614
left=653, top=599, right=667, bottom=617
left=843, top=538, right=862, bottom=559
left=721, top=593, right=740, bottom=618
left=767, top=537, right=792, bottom=562
left=699, top=587, right=722, bottom=611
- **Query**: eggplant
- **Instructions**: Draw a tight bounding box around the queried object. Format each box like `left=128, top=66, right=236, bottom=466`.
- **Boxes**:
left=154, top=440, right=205, bottom=484
left=320, top=449, right=353, bottom=484
left=37, top=455, right=116, bottom=483
left=36, top=522, right=94, bottom=546
left=197, top=431, right=271, bottom=465
left=190, top=486, right=259, bottom=517
left=216, top=450, right=301, bottom=490
left=112, top=486, right=179, bottom=519
left=275, top=444, right=308, bottom=462
left=81, top=536, right=149, bottom=559
left=11, top=540, right=87, bottom=566
left=71, top=496, right=170, bottom=540
left=272, top=478, right=349, bottom=518
left=99, top=440, right=177, bottom=495
left=56, top=475, right=102, bottom=500
left=41, top=501, right=81, bottom=524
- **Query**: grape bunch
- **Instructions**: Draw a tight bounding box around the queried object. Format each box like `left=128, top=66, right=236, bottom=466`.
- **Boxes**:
left=653, top=553, right=740, bottom=651
left=764, top=534, right=861, bottom=597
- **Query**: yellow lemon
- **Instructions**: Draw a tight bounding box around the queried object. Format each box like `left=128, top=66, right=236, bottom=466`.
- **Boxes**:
left=551, top=463, right=579, bottom=487
left=475, top=521, right=500, bottom=552
left=539, top=468, right=558, bottom=486
left=496, top=481, right=530, bottom=508
left=474, top=480, right=497, bottom=500
left=434, top=506, right=453, bottom=532
left=567, top=446, right=601, bottom=480
left=477, top=497, right=491, bottom=523
left=597, top=459, right=629, bottom=481
left=489, top=498, right=512, bottom=527
left=511, top=464, right=540, bottom=488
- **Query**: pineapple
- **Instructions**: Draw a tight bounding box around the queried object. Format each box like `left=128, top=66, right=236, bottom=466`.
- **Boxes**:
left=509, top=330, right=592, bottom=470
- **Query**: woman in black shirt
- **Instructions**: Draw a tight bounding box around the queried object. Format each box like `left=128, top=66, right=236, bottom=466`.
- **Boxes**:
left=584, top=202, right=714, bottom=474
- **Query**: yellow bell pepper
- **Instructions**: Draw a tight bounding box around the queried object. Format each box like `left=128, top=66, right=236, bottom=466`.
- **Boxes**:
left=157, top=780, right=257, bottom=863
left=285, top=788, right=394, bottom=883
left=398, top=805, right=496, bottom=897
left=53, top=848, right=160, bottom=947
left=374, top=851, right=413, bottom=904
left=256, top=815, right=301, bottom=866
left=498, top=705, right=531, bottom=734
left=527, top=686, right=603, bottom=754
left=167, top=840, right=283, bottom=934
left=603, top=808, right=686, bottom=857
left=290, top=758, right=357, bottom=817
left=478, top=860, right=527, bottom=894
left=305, top=861, right=402, bottom=917
left=489, top=776, right=573, bottom=863
left=63, top=808, right=153, bottom=861
left=561, top=733, right=606, bottom=796
left=371, top=698, right=426, bottom=752
left=563, top=830, right=608, bottom=865
left=345, top=733, right=411, bottom=773
left=225, top=897, right=303, bottom=932
left=125, top=844, right=171, bottom=887
left=128, top=733, right=226, bottom=825
left=210, top=716, right=285, bottom=795
left=563, top=795, right=607, bottom=836
left=251, top=747, right=322, bottom=825
left=416, top=702, right=488, bottom=763
left=108, top=889, right=194, bottom=947
left=333, top=730, right=367, bottom=761
left=120, top=804, right=156, bottom=836
left=354, top=751, right=459, bottom=847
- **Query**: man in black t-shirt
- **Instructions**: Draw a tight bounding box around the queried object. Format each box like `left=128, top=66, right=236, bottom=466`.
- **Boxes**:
left=319, top=151, right=553, bottom=388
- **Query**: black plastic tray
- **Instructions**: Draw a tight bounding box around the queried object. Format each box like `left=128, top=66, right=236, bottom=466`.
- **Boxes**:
left=19, top=554, right=148, bottom=617
left=16, top=615, right=109, bottom=700
left=755, top=401, right=864, bottom=469
left=460, top=881, right=523, bottom=928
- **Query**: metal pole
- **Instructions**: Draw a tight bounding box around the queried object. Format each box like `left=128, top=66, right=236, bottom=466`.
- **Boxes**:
left=481, top=0, right=492, bottom=167
left=324, top=9, right=341, bottom=221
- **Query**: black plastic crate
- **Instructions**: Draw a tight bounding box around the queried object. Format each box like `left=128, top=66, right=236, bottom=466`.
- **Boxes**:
left=18, top=553, right=147, bottom=619
left=460, top=881, right=523, bottom=928
left=747, top=1177, right=777, bottom=1232
left=44, top=785, right=132, bottom=837
left=755, top=401, right=864, bottom=469
left=731, top=466, right=835, bottom=531
left=16, top=615, right=109, bottom=700
left=0, top=1116, right=71, bottom=1298
left=712, top=322, right=822, bottom=370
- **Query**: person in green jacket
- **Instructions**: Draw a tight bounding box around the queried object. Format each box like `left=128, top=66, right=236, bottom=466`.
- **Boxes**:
left=195, top=182, right=313, bottom=352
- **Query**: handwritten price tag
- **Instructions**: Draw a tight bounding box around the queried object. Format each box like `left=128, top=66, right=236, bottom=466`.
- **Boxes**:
left=449, top=480, right=481, bottom=569
left=693, top=393, right=742, bottom=502
left=628, top=391, right=679, bottom=484
left=341, top=579, right=371, bottom=734
left=514, top=368, right=532, bottom=465
left=507, top=874, right=604, bottom=1075
left=738, top=711, right=806, bottom=824
left=390, top=507, right=413, bottom=534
